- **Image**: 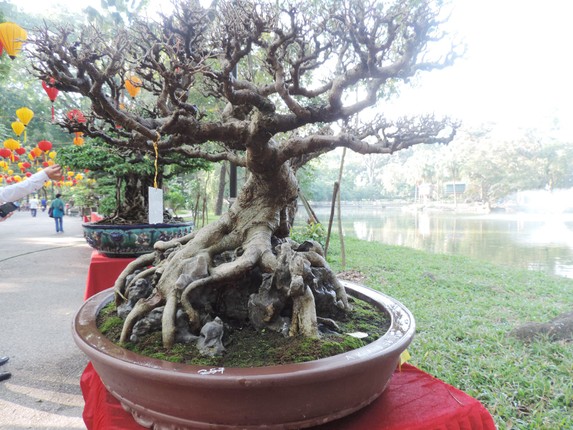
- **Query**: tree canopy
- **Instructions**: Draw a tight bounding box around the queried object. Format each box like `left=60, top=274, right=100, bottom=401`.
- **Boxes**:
left=23, top=0, right=462, bottom=350
left=27, top=0, right=459, bottom=174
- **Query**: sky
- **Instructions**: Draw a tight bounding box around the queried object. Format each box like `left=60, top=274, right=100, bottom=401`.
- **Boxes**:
left=8, top=0, right=573, bottom=138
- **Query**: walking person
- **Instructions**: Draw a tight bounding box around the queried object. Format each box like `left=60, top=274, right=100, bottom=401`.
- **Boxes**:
left=0, top=164, right=64, bottom=382
left=50, top=193, right=65, bottom=233
left=29, top=197, right=39, bottom=217
left=0, top=356, right=9, bottom=382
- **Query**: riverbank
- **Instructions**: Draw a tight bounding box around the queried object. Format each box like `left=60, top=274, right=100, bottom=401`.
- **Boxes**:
left=327, top=235, right=573, bottom=430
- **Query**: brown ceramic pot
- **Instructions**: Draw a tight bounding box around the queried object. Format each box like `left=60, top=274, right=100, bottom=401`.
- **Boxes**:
left=72, top=281, right=415, bottom=429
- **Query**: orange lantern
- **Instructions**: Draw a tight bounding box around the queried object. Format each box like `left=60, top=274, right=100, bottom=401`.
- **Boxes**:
left=30, top=147, right=43, bottom=158
left=73, top=135, right=84, bottom=146
left=125, top=75, right=142, bottom=98
left=0, top=22, right=27, bottom=60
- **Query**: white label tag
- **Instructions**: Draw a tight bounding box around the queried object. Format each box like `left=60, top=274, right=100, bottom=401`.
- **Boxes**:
left=148, top=187, right=164, bottom=224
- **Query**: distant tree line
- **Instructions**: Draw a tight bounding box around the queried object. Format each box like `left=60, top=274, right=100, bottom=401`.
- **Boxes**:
left=295, top=125, right=573, bottom=207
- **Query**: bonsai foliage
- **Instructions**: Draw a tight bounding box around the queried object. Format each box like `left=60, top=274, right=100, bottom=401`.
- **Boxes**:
left=27, top=0, right=459, bottom=351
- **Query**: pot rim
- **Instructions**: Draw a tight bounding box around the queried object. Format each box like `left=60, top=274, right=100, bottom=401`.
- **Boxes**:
left=82, top=221, right=194, bottom=229
left=73, top=281, right=415, bottom=385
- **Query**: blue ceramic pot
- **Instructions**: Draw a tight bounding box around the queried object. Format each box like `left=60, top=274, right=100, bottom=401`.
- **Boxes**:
left=82, top=222, right=194, bottom=258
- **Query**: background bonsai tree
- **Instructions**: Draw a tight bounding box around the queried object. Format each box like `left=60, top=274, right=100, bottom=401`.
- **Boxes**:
left=58, top=141, right=210, bottom=224
left=27, top=0, right=459, bottom=350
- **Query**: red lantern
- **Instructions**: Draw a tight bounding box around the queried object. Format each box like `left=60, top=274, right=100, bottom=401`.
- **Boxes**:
left=25, top=171, right=32, bottom=177
left=22, top=161, right=31, bottom=169
left=38, top=140, right=53, bottom=152
left=67, top=109, right=86, bottom=123
left=42, top=161, right=49, bottom=167
left=0, top=148, right=11, bottom=159
left=42, top=78, right=59, bottom=122
left=15, top=147, right=26, bottom=155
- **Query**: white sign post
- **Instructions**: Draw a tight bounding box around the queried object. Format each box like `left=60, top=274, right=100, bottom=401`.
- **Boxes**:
left=148, top=187, right=164, bottom=224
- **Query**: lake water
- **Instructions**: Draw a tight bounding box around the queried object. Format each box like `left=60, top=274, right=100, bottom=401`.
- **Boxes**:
left=303, top=204, right=573, bottom=279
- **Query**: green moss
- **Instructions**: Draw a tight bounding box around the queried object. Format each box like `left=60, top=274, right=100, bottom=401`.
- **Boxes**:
left=97, top=295, right=390, bottom=368
left=97, top=302, right=124, bottom=336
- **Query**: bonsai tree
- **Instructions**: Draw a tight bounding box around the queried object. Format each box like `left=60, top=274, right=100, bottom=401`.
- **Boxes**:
left=28, top=0, right=459, bottom=350
left=57, top=140, right=209, bottom=224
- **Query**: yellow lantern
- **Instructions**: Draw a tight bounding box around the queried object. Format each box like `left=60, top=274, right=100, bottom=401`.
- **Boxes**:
left=15, top=107, right=34, bottom=142
left=3, top=138, right=19, bottom=150
left=75, top=173, right=84, bottom=181
left=0, top=22, right=27, bottom=60
left=13, top=174, right=22, bottom=182
left=49, top=151, right=57, bottom=159
left=125, top=75, right=142, bottom=98
left=11, top=121, right=25, bottom=137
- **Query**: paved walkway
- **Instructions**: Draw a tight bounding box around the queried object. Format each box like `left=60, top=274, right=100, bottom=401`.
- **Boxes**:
left=0, top=210, right=93, bottom=429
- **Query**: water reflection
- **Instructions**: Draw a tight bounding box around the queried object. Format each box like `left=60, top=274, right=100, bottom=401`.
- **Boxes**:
left=303, top=205, right=573, bottom=279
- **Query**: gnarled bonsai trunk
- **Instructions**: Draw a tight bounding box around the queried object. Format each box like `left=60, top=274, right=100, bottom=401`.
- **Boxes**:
left=109, top=173, right=154, bottom=224
left=114, top=163, right=350, bottom=349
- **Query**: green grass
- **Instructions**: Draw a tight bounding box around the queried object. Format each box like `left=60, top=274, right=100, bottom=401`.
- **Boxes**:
left=327, top=235, right=573, bottom=430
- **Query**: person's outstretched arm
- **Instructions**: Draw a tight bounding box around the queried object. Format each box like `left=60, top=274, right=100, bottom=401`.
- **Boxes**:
left=0, top=165, right=63, bottom=204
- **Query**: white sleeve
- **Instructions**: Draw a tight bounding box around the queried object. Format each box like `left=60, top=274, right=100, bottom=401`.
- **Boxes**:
left=0, top=171, right=50, bottom=203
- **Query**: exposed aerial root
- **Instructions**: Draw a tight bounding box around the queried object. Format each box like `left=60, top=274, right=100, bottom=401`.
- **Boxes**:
left=154, top=230, right=197, bottom=252
left=120, top=292, right=165, bottom=344
left=161, top=288, right=179, bottom=348
left=114, top=253, right=157, bottom=302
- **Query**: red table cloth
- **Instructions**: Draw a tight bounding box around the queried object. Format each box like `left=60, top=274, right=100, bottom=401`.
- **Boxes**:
left=81, top=252, right=497, bottom=430
left=84, top=251, right=136, bottom=300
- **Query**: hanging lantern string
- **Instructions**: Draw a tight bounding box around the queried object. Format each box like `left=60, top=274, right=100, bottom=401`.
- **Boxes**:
left=153, top=133, right=160, bottom=189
